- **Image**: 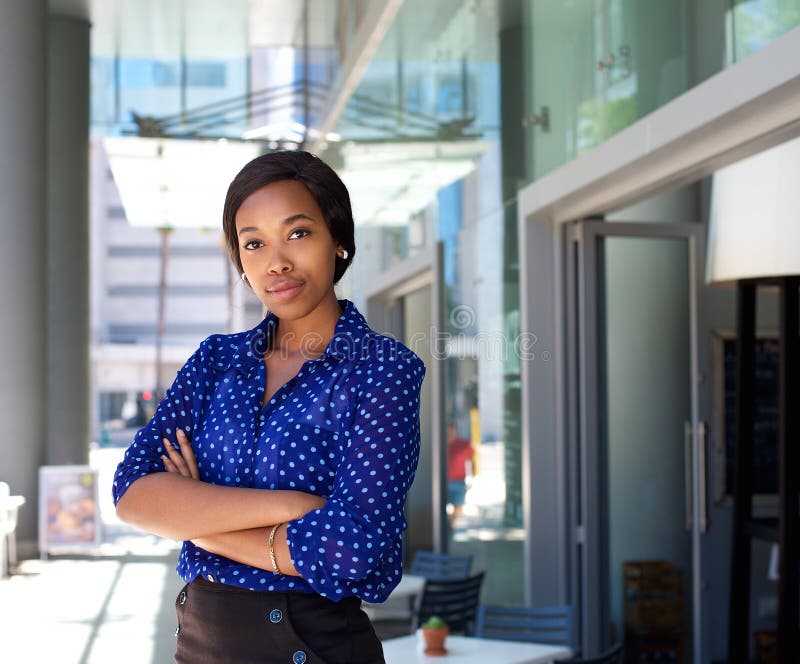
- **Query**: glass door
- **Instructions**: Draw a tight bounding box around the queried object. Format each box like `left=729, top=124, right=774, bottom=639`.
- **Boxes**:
left=401, top=284, right=437, bottom=561
left=572, top=221, right=704, bottom=662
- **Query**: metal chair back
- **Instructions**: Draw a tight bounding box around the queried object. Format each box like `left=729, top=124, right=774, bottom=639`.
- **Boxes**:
left=410, top=550, right=473, bottom=579
left=475, top=604, right=576, bottom=648
left=413, top=572, right=485, bottom=634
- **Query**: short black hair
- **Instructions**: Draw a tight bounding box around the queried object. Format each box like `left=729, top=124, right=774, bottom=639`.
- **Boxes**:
left=222, top=150, right=355, bottom=284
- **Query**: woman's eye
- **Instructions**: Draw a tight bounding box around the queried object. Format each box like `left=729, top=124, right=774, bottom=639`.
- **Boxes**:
left=289, top=228, right=310, bottom=240
left=243, top=239, right=263, bottom=250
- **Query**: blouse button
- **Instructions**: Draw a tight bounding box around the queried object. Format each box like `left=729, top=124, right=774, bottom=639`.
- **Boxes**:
left=292, top=651, right=307, bottom=664
left=269, top=609, right=283, bottom=623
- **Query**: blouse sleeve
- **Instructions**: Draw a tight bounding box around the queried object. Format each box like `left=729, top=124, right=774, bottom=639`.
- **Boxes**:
left=285, top=352, right=426, bottom=602
left=111, top=343, right=205, bottom=506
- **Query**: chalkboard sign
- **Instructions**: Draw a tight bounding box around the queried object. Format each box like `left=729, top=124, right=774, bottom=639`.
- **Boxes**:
left=719, top=336, right=779, bottom=497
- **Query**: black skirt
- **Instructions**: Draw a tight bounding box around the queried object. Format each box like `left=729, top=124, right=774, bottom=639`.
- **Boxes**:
left=174, top=576, right=385, bottom=664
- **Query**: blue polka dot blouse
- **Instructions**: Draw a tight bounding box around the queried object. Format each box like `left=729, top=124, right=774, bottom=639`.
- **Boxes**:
left=112, top=299, right=426, bottom=602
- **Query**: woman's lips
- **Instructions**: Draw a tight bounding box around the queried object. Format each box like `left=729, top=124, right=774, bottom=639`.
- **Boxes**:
left=267, top=281, right=304, bottom=302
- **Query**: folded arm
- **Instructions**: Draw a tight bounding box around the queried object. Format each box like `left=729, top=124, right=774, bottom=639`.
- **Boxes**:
left=128, top=428, right=307, bottom=574
left=116, top=472, right=324, bottom=542
left=112, top=341, right=325, bottom=543
left=117, top=428, right=325, bottom=541
left=191, top=524, right=300, bottom=576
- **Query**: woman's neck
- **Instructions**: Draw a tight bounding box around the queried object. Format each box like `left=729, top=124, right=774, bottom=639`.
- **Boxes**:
left=270, top=294, right=342, bottom=359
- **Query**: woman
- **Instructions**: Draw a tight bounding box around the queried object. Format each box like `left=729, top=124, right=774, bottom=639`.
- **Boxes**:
left=113, top=150, right=426, bottom=663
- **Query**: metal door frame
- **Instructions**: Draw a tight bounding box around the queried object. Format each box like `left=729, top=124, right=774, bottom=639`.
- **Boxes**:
left=569, top=221, right=704, bottom=661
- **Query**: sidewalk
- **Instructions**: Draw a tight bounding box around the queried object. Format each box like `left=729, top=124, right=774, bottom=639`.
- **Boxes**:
left=1, top=446, right=184, bottom=663
left=0, top=526, right=183, bottom=663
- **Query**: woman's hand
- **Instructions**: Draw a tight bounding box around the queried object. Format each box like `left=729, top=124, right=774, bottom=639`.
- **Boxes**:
left=161, top=429, right=200, bottom=480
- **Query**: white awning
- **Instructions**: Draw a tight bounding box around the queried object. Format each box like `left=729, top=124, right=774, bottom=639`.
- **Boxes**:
left=103, top=137, right=260, bottom=229
left=707, top=134, right=800, bottom=284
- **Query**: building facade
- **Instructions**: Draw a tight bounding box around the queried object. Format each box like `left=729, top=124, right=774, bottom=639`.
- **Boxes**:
left=2, top=0, right=799, bottom=660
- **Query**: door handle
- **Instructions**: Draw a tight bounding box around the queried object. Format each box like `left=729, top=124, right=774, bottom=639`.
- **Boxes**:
left=684, top=421, right=692, bottom=531
left=698, top=421, right=709, bottom=533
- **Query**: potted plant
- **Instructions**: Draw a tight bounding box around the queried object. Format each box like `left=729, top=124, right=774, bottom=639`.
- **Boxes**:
left=420, top=616, right=449, bottom=655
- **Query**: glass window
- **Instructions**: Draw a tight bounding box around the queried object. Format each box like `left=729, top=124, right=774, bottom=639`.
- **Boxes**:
left=439, top=171, right=524, bottom=605
left=186, top=62, right=227, bottom=87
left=98, top=391, right=154, bottom=431
left=525, top=0, right=688, bottom=180
left=728, top=0, right=800, bottom=63
left=118, top=59, right=180, bottom=88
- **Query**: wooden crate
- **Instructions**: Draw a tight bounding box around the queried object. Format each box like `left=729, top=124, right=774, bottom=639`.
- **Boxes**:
left=623, top=561, right=683, bottom=630
left=625, top=628, right=683, bottom=664
left=754, top=630, right=777, bottom=664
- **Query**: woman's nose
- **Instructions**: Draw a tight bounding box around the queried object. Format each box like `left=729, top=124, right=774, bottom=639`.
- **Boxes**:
left=266, top=247, right=292, bottom=273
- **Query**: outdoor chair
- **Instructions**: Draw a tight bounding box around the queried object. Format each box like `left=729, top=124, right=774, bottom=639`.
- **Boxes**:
left=412, top=571, right=485, bottom=634
left=568, top=643, right=623, bottom=664
left=474, top=603, right=576, bottom=650
left=365, top=549, right=472, bottom=627
left=409, top=550, right=473, bottom=580
left=0, top=481, right=21, bottom=578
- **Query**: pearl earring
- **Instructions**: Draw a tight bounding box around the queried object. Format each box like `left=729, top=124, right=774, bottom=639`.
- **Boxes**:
left=340, top=250, right=349, bottom=260
left=241, top=273, right=247, bottom=282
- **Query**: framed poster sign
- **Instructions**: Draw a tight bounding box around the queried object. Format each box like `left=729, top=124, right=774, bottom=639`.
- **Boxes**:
left=38, top=466, right=101, bottom=555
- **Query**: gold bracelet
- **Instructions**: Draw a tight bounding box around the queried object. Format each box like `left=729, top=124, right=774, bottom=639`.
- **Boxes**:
left=268, top=523, right=282, bottom=575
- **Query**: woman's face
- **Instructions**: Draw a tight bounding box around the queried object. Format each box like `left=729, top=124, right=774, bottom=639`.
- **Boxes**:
left=235, top=179, right=342, bottom=322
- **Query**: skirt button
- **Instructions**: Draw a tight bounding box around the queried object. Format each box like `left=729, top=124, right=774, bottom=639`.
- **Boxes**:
left=269, top=609, right=283, bottom=623
left=292, top=651, right=307, bottom=664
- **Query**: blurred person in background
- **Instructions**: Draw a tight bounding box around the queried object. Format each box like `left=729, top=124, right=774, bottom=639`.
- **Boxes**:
left=447, top=421, right=473, bottom=527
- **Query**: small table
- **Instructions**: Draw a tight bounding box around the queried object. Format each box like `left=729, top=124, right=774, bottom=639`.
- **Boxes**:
left=382, top=634, right=572, bottom=664
left=386, top=573, right=426, bottom=600
left=363, top=573, right=426, bottom=620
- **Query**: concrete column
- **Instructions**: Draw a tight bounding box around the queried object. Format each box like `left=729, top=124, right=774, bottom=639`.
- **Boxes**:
left=46, top=15, right=91, bottom=466
left=0, top=0, right=48, bottom=544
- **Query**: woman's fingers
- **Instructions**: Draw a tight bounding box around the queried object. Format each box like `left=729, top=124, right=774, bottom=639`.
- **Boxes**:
left=176, top=429, right=200, bottom=480
left=163, top=436, right=191, bottom=477
left=160, top=430, right=199, bottom=480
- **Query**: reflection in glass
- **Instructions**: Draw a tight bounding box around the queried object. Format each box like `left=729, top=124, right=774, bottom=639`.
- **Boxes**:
left=727, top=0, right=800, bottom=63
left=599, top=237, right=691, bottom=647
left=438, top=173, right=524, bottom=605
left=525, top=0, right=688, bottom=180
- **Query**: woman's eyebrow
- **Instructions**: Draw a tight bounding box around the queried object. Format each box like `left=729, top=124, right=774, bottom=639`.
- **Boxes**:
left=281, top=213, right=318, bottom=225
left=237, top=214, right=318, bottom=235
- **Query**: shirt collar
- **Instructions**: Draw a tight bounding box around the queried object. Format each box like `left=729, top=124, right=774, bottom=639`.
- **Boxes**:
left=228, top=299, right=372, bottom=376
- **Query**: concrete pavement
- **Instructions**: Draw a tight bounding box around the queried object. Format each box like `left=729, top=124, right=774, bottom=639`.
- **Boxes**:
left=1, top=446, right=183, bottom=664
left=0, top=527, right=184, bottom=663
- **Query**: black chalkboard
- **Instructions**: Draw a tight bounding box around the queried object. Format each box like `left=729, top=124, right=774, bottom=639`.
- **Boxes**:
left=723, top=337, right=780, bottom=495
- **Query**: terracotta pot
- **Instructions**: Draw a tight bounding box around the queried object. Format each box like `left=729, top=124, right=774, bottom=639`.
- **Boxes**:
left=422, top=626, right=449, bottom=655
